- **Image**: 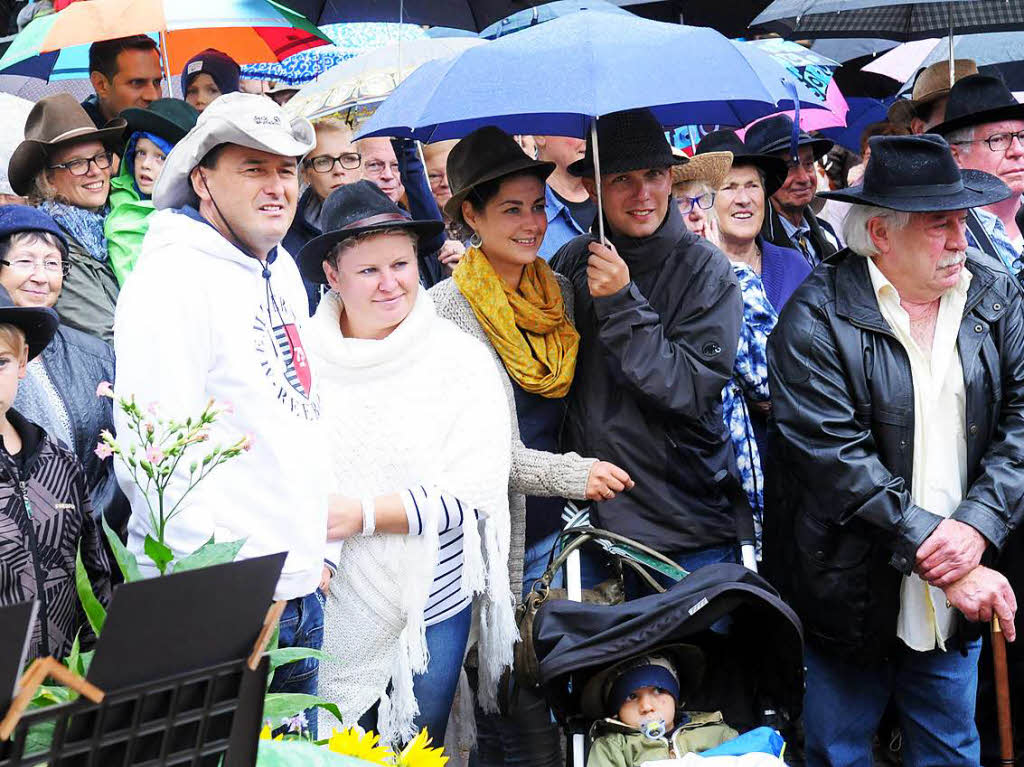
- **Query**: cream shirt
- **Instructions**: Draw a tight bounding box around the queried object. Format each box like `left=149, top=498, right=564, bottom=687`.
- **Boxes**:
left=867, top=258, right=971, bottom=652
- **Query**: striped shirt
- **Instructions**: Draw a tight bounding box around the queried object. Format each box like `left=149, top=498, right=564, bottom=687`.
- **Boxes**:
left=403, top=486, right=481, bottom=626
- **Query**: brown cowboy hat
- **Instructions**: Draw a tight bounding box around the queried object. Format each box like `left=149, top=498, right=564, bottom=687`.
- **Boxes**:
left=8, top=93, right=126, bottom=197
left=887, top=58, right=979, bottom=125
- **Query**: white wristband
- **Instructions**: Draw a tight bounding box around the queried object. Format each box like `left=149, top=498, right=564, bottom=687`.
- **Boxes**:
left=360, top=496, right=376, bottom=536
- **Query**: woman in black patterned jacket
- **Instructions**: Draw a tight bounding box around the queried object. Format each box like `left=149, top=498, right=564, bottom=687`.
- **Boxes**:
left=0, top=252, right=110, bottom=661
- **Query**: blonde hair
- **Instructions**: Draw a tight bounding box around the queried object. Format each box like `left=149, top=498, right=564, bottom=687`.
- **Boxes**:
left=312, top=116, right=355, bottom=139
left=0, top=324, right=27, bottom=359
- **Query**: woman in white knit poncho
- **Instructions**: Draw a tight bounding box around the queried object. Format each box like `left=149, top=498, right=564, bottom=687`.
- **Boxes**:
left=298, top=181, right=516, bottom=746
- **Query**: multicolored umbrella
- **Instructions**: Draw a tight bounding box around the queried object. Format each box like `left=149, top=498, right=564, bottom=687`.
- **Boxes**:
left=0, top=0, right=331, bottom=82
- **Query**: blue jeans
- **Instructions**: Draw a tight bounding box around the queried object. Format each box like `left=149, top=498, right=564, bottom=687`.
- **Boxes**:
left=359, top=605, right=472, bottom=743
left=270, top=591, right=325, bottom=737
left=804, top=638, right=982, bottom=767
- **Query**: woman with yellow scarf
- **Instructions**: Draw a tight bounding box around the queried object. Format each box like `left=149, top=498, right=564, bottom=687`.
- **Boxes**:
left=428, top=126, right=632, bottom=767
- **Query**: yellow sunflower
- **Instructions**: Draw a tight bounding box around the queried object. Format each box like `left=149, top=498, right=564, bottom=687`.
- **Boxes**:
left=396, top=729, right=448, bottom=767
left=327, top=726, right=394, bottom=765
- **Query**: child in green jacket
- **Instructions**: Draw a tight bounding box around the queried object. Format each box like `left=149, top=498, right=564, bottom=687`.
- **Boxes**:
left=104, top=99, right=198, bottom=285
left=584, top=648, right=739, bottom=767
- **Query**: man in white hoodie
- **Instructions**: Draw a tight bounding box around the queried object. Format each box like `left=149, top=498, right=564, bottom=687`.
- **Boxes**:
left=112, top=93, right=330, bottom=710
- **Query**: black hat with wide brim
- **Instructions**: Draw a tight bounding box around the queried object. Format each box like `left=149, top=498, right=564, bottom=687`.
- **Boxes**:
left=443, top=125, right=554, bottom=222
left=120, top=99, right=200, bottom=146
left=297, top=180, right=444, bottom=285
left=0, top=284, right=58, bottom=361
left=695, top=129, right=788, bottom=197
left=579, top=643, right=706, bottom=721
left=744, top=114, right=833, bottom=162
left=818, top=133, right=1011, bottom=212
left=930, top=73, right=1024, bottom=137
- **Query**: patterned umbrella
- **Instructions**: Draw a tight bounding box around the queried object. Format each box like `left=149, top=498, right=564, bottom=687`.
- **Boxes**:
left=752, top=0, right=1024, bottom=41
left=240, top=22, right=426, bottom=86
left=0, top=0, right=331, bottom=81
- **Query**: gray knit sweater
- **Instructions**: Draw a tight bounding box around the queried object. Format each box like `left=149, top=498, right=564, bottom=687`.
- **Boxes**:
left=429, top=275, right=596, bottom=600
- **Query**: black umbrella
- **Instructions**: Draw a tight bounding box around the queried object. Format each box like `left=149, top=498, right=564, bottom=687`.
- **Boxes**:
left=752, top=1, right=1024, bottom=42
left=278, top=0, right=542, bottom=31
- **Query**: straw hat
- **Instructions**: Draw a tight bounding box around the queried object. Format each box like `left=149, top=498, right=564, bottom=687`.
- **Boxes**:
left=670, top=148, right=733, bottom=190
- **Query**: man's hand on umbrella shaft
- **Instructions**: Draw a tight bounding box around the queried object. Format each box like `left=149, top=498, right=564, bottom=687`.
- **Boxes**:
left=587, top=241, right=630, bottom=297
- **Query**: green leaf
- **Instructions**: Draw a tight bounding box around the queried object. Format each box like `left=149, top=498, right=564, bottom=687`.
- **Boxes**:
left=265, top=648, right=338, bottom=679
left=75, top=546, right=105, bottom=635
left=171, top=537, right=246, bottom=574
left=143, top=534, right=174, bottom=575
left=24, top=721, right=55, bottom=755
left=66, top=632, right=81, bottom=675
left=102, top=516, right=143, bottom=582
left=262, top=694, right=342, bottom=727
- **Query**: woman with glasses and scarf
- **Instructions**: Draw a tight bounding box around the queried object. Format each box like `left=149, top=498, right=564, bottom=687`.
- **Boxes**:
left=8, top=93, right=126, bottom=343
left=694, top=131, right=811, bottom=553
left=0, top=205, right=124, bottom=535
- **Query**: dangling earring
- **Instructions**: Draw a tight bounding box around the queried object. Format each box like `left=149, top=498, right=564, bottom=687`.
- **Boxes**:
left=469, top=232, right=483, bottom=249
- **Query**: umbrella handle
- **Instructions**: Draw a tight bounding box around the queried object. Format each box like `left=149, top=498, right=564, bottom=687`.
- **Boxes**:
left=992, top=617, right=1016, bottom=767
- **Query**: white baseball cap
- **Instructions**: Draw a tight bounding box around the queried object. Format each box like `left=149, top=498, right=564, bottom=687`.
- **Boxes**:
left=153, top=91, right=315, bottom=210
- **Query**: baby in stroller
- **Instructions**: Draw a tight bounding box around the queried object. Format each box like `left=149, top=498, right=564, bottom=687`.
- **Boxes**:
left=584, top=646, right=738, bottom=766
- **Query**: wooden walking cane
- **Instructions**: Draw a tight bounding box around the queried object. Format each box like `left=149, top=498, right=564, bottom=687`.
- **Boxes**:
left=992, top=617, right=1016, bottom=767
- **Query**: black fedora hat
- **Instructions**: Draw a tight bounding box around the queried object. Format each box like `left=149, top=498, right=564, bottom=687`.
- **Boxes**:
left=818, top=133, right=1010, bottom=212
left=296, top=180, right=444, bottom=285
left=568, top=107, right=687, bottom=178
left=744, top=114, right=833, bottom=162
left=120, top=99, right=200, bottom=146
left=696, top=129, right=788, bottom=197
left=930, top=74, right=1024, bottom=137
left=444, top=125, right=554, bottom=221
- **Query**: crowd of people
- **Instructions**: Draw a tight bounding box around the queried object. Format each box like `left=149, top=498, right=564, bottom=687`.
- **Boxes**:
left=0, top=29, right=1023, bottom=767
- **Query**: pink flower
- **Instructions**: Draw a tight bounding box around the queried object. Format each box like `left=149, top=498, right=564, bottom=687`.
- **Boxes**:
left=96, top=381, right=114, bottom=399
left=145, top=445, right=165, bottom=464
left=94, top=443, right=114, bottom=460
left=219, top=401, right=234, bottom=415
left=242, top=433, right=254, bottom=452
left=146, top=402, right=159, bottom=416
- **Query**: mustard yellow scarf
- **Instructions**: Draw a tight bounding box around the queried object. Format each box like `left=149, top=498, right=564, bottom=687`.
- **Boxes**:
left=453, top=246, right=579, bottom=398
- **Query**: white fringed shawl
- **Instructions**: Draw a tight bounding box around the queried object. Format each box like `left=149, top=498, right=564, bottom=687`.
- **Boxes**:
left=309, top=288, right=515, bottom=744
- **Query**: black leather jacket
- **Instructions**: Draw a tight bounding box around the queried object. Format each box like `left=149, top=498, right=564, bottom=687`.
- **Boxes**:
left=764, top=249, right=1024, bottom=662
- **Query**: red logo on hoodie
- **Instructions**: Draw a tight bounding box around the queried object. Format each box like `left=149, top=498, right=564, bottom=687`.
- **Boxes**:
left=276, top=323, right=311, bottom=396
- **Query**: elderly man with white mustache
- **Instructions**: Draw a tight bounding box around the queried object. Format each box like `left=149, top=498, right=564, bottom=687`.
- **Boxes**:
left=765, top=133, right=1024, bottom=767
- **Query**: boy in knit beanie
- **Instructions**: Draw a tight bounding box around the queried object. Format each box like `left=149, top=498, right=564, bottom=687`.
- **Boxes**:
left=586, top=649, right=738, bottom=766
left=180, top=48, right=240, bottom=112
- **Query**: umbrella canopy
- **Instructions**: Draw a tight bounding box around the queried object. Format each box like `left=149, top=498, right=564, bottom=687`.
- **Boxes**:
left=356, top=11, right=828, bottom=142
left=279, top=0, right=543, bottom=32
left=285, top=36, right=486, bottom=119
left=752, top=0, right=1024, bottom=41
left=0, top=0, right=331, bottom=81
left=477, top=0, right=631, bottom=38
left=866, top=32, right=1024, bottom=92
left=239, top=21, right=427, bottom=85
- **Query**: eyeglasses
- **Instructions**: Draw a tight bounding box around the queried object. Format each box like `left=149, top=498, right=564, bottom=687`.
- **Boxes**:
left=48, top=151, right=113, bottom=176
left=306, top=152, right=361, bottom=173
left=677, top=192, right=715, bottom=213
left=951, top=130, right=1024, bottom=153
left=363, top=159, right=400, bottom=177
left=1, top=256, right=70, bottom=277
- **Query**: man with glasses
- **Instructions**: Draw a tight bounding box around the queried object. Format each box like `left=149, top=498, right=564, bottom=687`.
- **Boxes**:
left=354, top=136, right=451, bottom=288
left=936, top=74, right=1024, bottom=284
left=745, top=115, right=839, bottom=268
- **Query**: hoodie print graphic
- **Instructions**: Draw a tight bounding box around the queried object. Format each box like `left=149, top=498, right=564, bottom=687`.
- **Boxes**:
left=252, top=291, right=320, bottom=422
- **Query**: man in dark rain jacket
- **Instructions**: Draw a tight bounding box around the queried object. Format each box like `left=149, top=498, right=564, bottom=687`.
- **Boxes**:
left=551, top=108, right=743, bottom=577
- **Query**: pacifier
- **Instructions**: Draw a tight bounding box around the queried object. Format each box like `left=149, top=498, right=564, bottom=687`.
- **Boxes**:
left=639, top=719, right=667, bottom=740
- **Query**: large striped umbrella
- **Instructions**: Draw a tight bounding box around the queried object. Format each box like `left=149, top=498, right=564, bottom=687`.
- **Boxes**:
left=0, top=0, right=331, bottom=83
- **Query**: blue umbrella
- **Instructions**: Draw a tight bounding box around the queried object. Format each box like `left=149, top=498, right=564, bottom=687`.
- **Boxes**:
left=477, top=0, right=631, bottom=39
left=357, top=11, right=827, bottom=240
left=357, top=11, right=827, bottom=142
left=818, top=96, right=894, bottom=153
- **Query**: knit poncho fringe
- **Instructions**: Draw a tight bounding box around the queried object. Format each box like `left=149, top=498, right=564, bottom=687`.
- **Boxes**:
left=310, top=289, right=517, bottom=745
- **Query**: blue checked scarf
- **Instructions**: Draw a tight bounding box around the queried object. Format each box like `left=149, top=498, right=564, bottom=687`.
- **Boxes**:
left=722, top=263, right=778, bottom=554
left=38, top=199, right=109, bottom=263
